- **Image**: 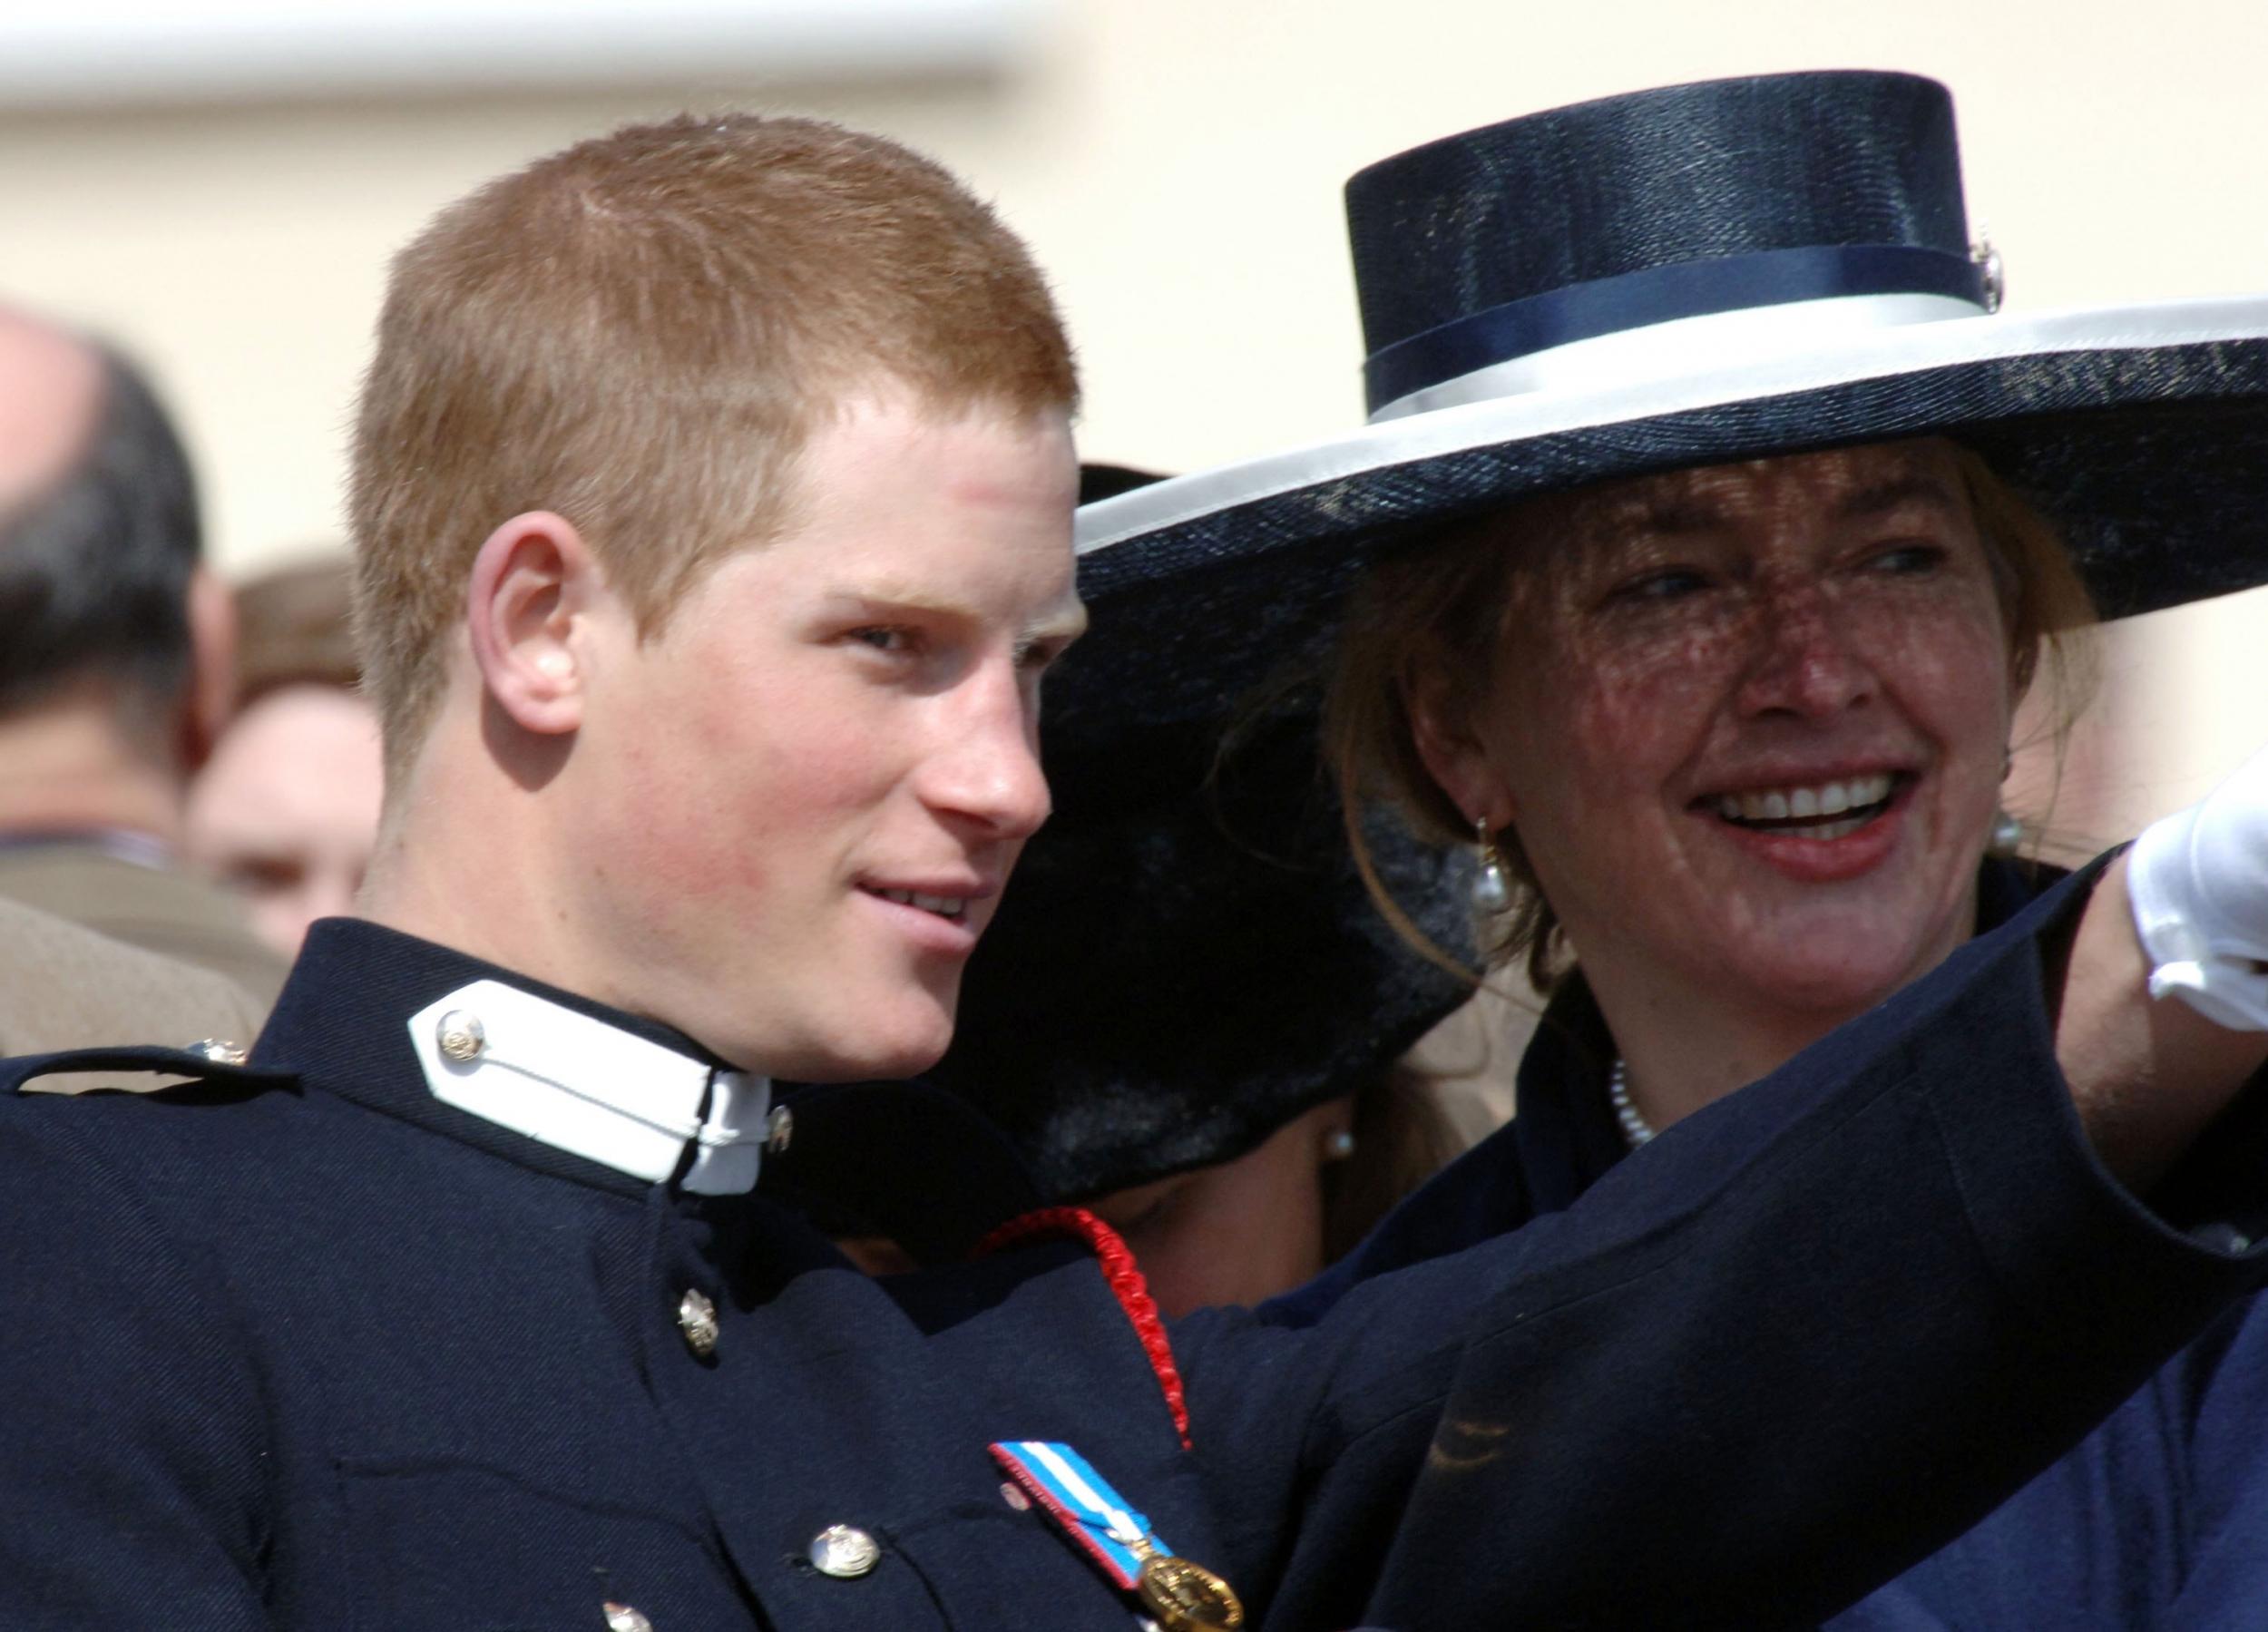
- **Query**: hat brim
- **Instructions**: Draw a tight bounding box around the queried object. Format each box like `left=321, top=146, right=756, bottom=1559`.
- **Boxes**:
left=927, top=704, right=1477, bottom=1204
left=1061, top=297, right=2268, bottom=739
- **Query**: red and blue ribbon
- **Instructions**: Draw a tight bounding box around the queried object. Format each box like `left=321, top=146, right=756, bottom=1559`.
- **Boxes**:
left=991, top=1439, right=1170, bottom=1592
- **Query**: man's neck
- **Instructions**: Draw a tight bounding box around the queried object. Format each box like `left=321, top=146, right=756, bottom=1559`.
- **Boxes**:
left=358, top=751, right=608, bottom=1018
left=0, top=695, right=182, bottom=845
left=361, top=822, right=560, bottom=986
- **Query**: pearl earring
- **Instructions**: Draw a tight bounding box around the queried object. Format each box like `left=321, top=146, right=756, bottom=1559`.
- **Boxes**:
left=1324, top=1129, right=1356, bottom=1161
left=1992, top=746, right=2024, bottom=854
left=1471, top=817, right=1511, bottom=914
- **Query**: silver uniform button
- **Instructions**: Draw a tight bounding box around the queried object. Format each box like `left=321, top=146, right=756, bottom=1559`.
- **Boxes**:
left=677, top=1288, right=719, bottom=1359
left=809, top=1523, right=881, bottom=1578
left=765, top=1103, right=794, bottom=1155
left=435, top=1009, right=486, bottom=1062
left=602, top=1604, right=653, bottom=1632
left=188, top=1039, right=247, bottom=1066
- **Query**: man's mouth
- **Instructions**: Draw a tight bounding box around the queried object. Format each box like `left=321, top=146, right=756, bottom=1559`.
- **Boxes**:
left=871, top=888, right=969, bottom=922
left=1705, top=772, right=1904, bottom=841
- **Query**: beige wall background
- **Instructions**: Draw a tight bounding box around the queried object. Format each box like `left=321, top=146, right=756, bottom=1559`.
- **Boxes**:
left=2, top=0, right=2262, bottom=830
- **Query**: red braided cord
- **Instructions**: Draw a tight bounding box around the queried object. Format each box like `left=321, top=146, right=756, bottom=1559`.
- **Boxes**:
left=978, top=1206, right=1192, bottom=1451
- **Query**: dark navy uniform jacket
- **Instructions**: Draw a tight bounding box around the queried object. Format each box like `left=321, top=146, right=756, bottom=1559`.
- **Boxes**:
left=1274, top=858, right=2268, bottom=1627
left=5, top=884, right=2267, bottom=1630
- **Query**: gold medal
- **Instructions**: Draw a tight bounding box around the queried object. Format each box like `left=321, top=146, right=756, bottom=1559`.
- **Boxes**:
left=1133, top=1541, right=1245, bottom=1630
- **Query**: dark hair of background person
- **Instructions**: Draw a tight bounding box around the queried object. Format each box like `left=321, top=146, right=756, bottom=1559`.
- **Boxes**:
left=231, top=555, right=361, bottom=705
left=0, top=347, right=200, bottom=737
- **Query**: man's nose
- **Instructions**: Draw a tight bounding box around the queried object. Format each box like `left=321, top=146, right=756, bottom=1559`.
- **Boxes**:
left=921, top=666, right=1052, bottom=840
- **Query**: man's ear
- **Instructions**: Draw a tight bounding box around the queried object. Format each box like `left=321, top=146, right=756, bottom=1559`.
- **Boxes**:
left=1405, top=666, right=1516, bottom=831
left=464, top=512, right=608, bottom=738
left=179, top=563, right=237, bottom=773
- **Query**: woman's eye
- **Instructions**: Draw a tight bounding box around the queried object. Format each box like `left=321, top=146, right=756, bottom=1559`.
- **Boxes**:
left=1608, top=567, right=1711, bottom=605
left=1864, top=542, right=1947, bottom=576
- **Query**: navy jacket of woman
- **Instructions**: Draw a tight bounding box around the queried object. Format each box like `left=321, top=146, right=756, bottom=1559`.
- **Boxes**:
left=3, top=875, right=2266, bottom=1630
left=1273, top=856, right=2268, bottom=1627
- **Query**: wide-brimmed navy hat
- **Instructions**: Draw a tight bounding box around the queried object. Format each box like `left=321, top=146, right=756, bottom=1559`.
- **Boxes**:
left=1061, top=70, right=2268, bottom=741
left=920, top=686, right=1476, bottom=1203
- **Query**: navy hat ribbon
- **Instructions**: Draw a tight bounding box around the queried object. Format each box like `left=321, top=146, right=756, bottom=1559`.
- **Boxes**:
left=1364, top=243, right=1990, bottom=417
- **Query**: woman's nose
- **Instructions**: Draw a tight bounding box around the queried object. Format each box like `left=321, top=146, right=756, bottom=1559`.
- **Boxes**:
left=1735, top=583, right=1875, bottom=720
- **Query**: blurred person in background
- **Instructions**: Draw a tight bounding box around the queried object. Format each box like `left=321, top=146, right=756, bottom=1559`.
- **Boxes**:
left=188, top=555, right=383, bottom=956
left=0, top=303, right=286, bottom=1009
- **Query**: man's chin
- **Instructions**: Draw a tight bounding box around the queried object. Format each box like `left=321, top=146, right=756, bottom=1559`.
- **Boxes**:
left=763, top=998, right=958, bottom=1084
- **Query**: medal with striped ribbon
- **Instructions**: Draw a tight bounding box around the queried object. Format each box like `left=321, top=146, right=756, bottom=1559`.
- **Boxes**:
left=991, top=1440, right=1244, bottom=1630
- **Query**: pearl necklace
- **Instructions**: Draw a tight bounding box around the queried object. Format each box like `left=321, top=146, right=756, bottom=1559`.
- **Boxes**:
left=1607, top=1058, right=1656, bottom=1149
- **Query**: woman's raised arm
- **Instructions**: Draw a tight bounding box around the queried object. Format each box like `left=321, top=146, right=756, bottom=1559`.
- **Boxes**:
left=2063, top=743, right=2268, bottom=1184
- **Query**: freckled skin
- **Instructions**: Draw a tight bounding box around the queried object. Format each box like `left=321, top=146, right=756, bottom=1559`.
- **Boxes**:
left=1432, top=439, right=2016, bottom=1106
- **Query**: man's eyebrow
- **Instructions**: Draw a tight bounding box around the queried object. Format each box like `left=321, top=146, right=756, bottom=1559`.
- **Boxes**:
left=1837, top=473, right=1964, bottom=520
left=817, top=583, right=1089, bottom=643
left=817, top=583, right=967, bottom=619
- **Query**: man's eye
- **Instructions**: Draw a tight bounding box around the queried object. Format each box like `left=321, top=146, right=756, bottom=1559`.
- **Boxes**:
left=849, top=626, right=914, bottom=653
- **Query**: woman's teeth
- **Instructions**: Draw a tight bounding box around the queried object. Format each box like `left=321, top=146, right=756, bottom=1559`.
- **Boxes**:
left=877, top=889, right=966, bottom=921
left=1713, top=773, right=1895, bottom=836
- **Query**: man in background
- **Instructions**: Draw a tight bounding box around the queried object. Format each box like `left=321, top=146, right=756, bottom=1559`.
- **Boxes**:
left=0, top=303, right=286, bottom=1009
left=187, top=555, right=383, bottom=958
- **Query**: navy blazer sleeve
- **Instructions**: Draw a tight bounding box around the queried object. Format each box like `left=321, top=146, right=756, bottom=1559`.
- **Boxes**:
left=1171, top=862, right=2268, bottom=1629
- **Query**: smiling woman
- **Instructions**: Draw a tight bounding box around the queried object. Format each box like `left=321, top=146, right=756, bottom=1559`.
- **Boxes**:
left=1070, top=70, right=2268, bottom=1627
left=1342, top=437, right=2095, bottom=1123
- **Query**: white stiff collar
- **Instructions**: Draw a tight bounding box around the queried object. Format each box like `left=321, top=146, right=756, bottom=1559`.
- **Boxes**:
left=406, top=979, right=769, bottom=1195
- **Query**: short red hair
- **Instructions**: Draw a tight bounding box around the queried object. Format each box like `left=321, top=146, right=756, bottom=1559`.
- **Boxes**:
left=348, top=112, right=1077, bottom=779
